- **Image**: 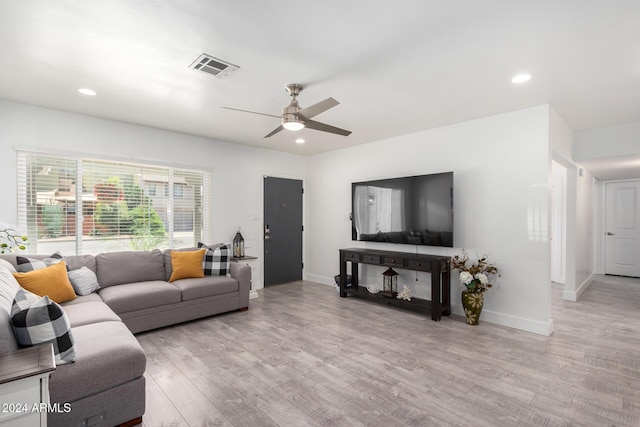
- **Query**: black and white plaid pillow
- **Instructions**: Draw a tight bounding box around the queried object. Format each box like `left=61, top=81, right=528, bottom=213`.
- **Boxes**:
left=198, top=242, right=230, bottom=276
left=16, top=251, right=64, bottom=273
left=10, top=288, right=76, bottom=364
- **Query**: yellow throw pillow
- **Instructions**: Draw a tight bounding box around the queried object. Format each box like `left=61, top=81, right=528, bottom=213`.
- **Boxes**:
left=13, top=261, right=77, bottom=304
left=169, top=249, right=206, bottom=282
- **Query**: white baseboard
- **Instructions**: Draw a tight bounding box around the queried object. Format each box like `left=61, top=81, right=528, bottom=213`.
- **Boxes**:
left=450, top=303, right=554, bottom=336
left=305, top=274, right=335, bottom=287
left=249, top=289, right=259, bottom=300
left=563, top=274, right=593, bottom=302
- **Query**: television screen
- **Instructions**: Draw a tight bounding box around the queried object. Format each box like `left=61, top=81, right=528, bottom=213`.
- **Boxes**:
left=351, top=172, right=453, bottom=247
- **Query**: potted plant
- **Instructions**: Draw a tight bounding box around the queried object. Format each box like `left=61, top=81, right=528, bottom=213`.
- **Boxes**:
left=0, top=224, right=28, bottom=254
left=451, top=250, right=500, bottom=325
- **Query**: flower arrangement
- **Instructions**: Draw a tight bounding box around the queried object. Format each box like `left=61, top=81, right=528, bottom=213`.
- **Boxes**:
left=451, top=250, right=499, bottom=293
left=0, top=225, right=29, bottom=254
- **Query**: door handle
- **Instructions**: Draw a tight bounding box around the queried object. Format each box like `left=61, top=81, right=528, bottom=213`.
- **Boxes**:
left=606, top=232, right=615, bottom=236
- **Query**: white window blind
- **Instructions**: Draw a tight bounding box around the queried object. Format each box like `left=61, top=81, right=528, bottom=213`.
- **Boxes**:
left=16, top=151, right=211, bottom=255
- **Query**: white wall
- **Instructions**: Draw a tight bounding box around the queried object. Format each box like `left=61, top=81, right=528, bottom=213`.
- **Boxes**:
left=306, top=105, right=554, bottom=335
left=548, top=108, right=595, bottom=301
left=574, top=169, right=596, bottom=292
left=0, top=100, right=308, bottom=291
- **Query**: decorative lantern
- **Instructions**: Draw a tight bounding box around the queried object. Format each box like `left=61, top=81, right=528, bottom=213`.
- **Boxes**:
left=233, top=227, right=245, bottom=258
left=381, top=267, right=398, bottom=297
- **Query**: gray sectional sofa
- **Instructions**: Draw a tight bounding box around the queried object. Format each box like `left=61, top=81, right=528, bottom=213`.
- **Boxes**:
left=0, top=247, right=251, bottom=427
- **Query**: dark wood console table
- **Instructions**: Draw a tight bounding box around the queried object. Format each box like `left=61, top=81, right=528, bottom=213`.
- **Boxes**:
left=339, top=248, right=451, bottom=321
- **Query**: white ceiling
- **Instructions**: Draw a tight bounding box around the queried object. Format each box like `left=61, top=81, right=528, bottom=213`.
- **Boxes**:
left=0, top=1, right=639, bottom=167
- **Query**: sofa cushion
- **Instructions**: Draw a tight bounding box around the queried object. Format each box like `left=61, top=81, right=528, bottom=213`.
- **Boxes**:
left=68, top=266, right=101, bottom=295
left=13, top=261, right=77, bottom=303
left=61, top=301, right=121, bottom=328
left=198, top=242, right=230, bottom=276
left=171, top=275, right=239, bottom=301
left=49, top=321, right=145, bottom=404
left=59, top=293, right=103, bottom=306
left=98, top=280, right=181, bottom=314
left=11, top=288, right=76, bottom=364
left=0, top=264, right=20, bottom=353
left=96, top=249, right=165, bottom=287
left=168, top=249, right=205, bottom=282
left=64, top=254, right=97, bottom=274
left=16, top=251, right=64, bottom=272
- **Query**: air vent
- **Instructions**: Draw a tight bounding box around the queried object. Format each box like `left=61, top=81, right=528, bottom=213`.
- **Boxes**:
left=189, top=54, right=239, bottom=79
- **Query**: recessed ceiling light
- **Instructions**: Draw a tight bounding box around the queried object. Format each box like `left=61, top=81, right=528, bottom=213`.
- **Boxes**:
left=78, top=88, right=97, bottom=96
left=295, top=138, right=305, bottom=144
left=511, top=73, right=532, bottom=84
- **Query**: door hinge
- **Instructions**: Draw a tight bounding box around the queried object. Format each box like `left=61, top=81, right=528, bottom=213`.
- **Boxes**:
left=301, top=225, right=304, bottom=232
left=301, top=188, right=304, bottom=194
left=302, top=262, right=304, bottom=269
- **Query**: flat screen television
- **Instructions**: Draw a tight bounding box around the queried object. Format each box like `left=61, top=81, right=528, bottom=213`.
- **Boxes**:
left=351, top=171, right=453, bottom=247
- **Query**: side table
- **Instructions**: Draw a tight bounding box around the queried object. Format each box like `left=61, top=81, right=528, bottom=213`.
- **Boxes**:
left=0, top=344, right=56, bottom=427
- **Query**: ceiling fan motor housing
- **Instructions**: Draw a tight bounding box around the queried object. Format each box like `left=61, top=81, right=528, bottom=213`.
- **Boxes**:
left=282, top=98, right=305, bottom=130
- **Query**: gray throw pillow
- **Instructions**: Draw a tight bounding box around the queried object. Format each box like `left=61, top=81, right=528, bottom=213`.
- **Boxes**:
left=67, top=267, right=101, bottom=296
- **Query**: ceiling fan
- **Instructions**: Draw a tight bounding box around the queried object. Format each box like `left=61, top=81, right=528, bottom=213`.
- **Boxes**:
left=223, top=83, right=352, bottom=138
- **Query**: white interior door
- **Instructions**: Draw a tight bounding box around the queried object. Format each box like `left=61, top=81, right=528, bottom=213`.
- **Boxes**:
left=605, top=181, right=640, bottom=277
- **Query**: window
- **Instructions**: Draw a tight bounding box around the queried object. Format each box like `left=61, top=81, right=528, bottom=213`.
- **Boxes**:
left=17, top=151, right=211, bottom=255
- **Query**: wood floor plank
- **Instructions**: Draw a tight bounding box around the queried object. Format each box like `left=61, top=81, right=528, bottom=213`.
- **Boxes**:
left=151, top=365, right=233, bottom=426
left=142, top=373, right=189, bottom=427
left=137, top=275, right=640, bottom=426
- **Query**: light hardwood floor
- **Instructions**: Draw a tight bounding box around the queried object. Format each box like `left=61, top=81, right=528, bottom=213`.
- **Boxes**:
left=138, top=275, right=640, bottom=426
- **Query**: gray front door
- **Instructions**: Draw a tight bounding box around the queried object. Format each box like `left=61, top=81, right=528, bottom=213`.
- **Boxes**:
left=263, top=176, right=303, bottom=286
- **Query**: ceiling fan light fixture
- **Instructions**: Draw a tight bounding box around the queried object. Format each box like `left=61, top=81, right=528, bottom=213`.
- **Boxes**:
left=282, top=115, right=305, bottom=131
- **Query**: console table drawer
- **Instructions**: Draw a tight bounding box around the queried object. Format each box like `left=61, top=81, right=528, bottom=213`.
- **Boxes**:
left=362, top=254, right=381, bottom=264
left=343, top=252, right=361, bottom=262
left=406, top=259, right=430, bottom=272
left=383, top=256, right=404, bottom=267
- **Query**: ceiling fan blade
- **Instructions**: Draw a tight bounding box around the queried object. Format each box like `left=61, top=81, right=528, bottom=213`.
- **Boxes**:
left=297, top=97, right=339, bottom=119
left=222, top=106, right=281, bottom=119
left=305, top=119, right=352, bottom=136
left=264, top=124, right=285, bottom=138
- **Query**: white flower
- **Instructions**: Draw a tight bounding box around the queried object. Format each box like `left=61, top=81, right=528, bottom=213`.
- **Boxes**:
left=459, top=271, right=473, bottom=285
left=475, top=273, right=488, bottom=285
